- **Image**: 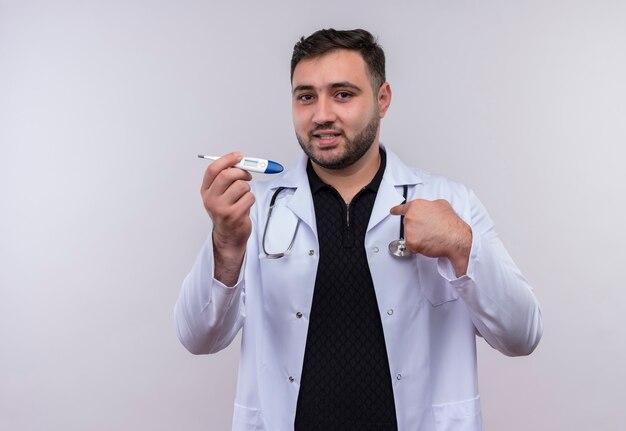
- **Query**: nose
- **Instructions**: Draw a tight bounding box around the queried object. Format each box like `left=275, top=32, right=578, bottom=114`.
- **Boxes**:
left=312, top=95, right=336, bottom=125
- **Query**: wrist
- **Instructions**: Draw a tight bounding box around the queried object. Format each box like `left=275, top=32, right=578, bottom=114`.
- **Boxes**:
left=212, top=228, right=247, bottom=253
left=212, top=230, right=247, bottom=287
left=447, top=222, right=472, bottom=277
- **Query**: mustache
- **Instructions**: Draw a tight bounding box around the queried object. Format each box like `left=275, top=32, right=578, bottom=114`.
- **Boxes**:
left=309, top=123, right=344, bottom=135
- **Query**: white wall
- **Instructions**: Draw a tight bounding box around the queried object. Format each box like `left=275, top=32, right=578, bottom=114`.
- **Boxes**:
left=1, top=1, right=625, bottom=430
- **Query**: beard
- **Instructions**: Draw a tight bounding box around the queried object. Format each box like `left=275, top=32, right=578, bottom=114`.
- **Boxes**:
left=296, top=112, right=380, bottom=170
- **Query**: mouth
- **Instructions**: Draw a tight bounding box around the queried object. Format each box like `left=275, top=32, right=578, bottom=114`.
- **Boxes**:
left=311, top=129, right=343, bottom=147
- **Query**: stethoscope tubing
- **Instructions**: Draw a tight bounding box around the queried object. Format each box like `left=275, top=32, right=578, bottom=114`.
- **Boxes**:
left=262, top=187, right=300, bottom=259
left=262, top=184, right=410, bottom=259
left=388, top=185, right=411, bottom=258
left=399, top=184, right=407, bottom=240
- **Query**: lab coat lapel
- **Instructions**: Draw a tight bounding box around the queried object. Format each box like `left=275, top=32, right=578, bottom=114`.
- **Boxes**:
left=367, top=147, right=424, bottom=232
left=271, top=148, right=424, bottom=236
left=271, top=154, right=317, bottom=237
left=368, top=178, right=405, bottom=232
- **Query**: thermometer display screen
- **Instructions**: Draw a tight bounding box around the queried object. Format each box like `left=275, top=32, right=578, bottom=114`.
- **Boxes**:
left=243, top=160, right=259, bottom=168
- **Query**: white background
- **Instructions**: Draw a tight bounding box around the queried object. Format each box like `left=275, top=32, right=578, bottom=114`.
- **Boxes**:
left=1, top=1, right=625, bottom=430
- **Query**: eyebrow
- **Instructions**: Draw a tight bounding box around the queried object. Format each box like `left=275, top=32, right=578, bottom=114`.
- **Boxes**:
left=292, top=81, right=362, bottom=95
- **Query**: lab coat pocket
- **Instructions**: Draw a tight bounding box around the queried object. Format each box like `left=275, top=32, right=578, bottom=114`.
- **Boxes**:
left=418, top=258, right=460, bottom=306
left=432, top=396, right=482, bottom=431
left=233, top=403, right=262, bottom=430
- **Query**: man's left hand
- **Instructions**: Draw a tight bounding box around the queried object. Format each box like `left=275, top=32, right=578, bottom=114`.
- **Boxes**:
left=390, top=199, right=472, bottom=277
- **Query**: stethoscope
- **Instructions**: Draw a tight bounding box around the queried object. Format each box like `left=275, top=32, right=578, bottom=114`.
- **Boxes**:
left=262, top=187, right=300, bottom=259
left=388, top=184, right=410, bottom=257
left=262, top=185, right=410, bottom=259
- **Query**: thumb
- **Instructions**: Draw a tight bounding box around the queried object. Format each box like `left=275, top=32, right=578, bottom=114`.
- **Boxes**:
left=390, top=202, right=408, bottom=216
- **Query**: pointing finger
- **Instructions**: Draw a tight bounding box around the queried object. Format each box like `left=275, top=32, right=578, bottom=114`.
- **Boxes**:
left=390, top=202, right=409, bottom=216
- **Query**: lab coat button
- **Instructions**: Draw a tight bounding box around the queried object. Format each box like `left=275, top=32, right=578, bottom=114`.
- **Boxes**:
left=289, top=376, right=295, bottom=383
left=296, top=312, right=303, bottom=319
left=308, top=250, right=315, bottom=256
left=373, top=246, right=380, bottom=253
left=396, top=374, right=402, bottom=380
left=387, top=309, right=394, bottom=316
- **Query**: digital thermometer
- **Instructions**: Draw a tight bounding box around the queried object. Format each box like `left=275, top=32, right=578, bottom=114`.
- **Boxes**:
left=197, top=155, right=284, bottom=174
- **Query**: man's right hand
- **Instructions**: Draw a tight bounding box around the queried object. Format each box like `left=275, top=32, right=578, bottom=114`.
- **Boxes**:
left=201, top=152, right=255, bottom=286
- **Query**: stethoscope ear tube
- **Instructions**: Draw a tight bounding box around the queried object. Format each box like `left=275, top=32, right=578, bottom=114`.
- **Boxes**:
left=389, top=184, right=411, bottom=258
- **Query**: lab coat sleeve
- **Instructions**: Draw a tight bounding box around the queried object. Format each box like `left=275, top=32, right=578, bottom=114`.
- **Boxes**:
left=174, top=233, right=247, bottom=355
left=437, top=188, right=543, bottom=357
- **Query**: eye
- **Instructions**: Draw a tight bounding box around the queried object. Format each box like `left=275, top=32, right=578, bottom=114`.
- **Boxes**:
left=335, top=91, right=353, bottom=100
left=296, top=94, right=315, bottom=104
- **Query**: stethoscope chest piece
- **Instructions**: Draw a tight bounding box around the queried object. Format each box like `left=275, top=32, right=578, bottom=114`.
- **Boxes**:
left=389, top=239, right=410, bottom=257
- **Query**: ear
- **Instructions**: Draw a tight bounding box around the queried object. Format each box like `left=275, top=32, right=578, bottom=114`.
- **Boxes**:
left=377, top=82, right=392, bottom=118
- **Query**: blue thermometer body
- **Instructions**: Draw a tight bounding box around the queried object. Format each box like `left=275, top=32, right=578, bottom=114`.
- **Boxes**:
left=197, top=155, right=284, bottom=174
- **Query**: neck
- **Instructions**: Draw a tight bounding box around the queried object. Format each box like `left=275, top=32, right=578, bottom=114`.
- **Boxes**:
left=311, top=143, right=381, bottom=203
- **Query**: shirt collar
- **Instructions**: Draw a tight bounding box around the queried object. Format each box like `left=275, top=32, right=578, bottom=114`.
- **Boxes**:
left=306, top=147, right=387, bottom=195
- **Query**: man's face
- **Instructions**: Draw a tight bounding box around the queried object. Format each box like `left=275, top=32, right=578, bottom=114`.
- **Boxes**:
left=291, top=49, right=391, bottom=170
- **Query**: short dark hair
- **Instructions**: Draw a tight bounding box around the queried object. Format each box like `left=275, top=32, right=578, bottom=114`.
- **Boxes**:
left=290, top=28, right=386, bottom=90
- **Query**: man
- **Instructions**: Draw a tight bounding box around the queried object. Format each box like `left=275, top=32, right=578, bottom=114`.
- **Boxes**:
left=176, top=28, right=542, bottom=431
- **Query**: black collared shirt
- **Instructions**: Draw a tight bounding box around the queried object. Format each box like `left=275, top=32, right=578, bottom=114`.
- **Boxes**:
left=294, top=149, right=398, bottom=431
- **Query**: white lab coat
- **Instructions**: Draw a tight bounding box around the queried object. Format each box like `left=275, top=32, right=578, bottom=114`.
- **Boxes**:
left=175, top=146, right=543, bottom=431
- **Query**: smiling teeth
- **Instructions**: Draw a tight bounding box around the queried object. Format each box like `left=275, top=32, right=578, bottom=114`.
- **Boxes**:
left=318, top=134, right=338, bottom=138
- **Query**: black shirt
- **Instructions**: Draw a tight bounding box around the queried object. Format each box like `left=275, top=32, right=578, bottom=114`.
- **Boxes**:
left=294, top=149, right=398, bottom=431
